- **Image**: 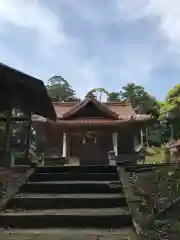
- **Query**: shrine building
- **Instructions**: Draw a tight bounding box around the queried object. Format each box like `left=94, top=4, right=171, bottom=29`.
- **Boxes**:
left=32, top=94, right=151, bottom=165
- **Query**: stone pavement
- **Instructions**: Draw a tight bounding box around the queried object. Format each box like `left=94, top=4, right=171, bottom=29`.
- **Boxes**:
left=0, top=228, right=137, bottom=240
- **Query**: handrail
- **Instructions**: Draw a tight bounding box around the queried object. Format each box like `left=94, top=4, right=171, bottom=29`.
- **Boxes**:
left=117, top=165, right=142, bottom=235
left=116, top=162, right=173, bottom=172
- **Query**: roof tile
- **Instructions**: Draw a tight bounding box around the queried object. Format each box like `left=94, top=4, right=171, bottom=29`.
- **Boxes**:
left=32, top=100, right=151, bottom=126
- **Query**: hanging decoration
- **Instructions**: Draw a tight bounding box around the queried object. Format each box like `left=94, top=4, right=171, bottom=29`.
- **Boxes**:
left=82, top=137, right=86, bottom=144
left=82, top=131, right=98, bottom=144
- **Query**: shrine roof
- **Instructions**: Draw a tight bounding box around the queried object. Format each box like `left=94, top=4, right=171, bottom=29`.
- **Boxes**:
left=54, top=102, right=135, bottom=119
left=32, top=97, right=152, bottom=126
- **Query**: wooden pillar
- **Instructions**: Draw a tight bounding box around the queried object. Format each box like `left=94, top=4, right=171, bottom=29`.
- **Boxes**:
left=133, top=134, right=139, bottom=164
left=62, top=132, right=67, bottom=158
left=145, top=127, right=149, bottom=147
left=25, top=112, right=32, bottom=161
left=4, top=108, right=12, bottom=168
left=40, top=152, right=44, bottom=166
left=134, top=134, right=139, bottom=148
left=140, top=129, right=144, bottom=145
left=112, top=132, right=118, bottom=156
left=67, top=132, right=70, bottom=163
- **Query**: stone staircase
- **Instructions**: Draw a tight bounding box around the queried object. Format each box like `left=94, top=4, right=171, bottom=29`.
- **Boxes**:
left=0, top=165, right=136, bottom=238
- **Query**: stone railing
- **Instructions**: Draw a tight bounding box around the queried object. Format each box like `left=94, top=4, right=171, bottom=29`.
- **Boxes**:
left=117, top=163, right=180, bottom=239
left=0, top=167, right=34, bottom=211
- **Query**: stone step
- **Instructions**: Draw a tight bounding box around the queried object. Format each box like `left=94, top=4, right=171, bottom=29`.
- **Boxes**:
left=0, top=208, right=132, bottom=229
left=20, top=181, right=122, bottom=194
left=0, top=227, right=137, bottom=240
left=36, top=165, right=117, bottom=174
left=30, top=172, right=118, bottom=182
left=7, top=193, right=127, bottom=209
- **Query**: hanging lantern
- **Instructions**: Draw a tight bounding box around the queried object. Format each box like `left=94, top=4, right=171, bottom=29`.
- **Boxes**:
left=82, top=137, right=86, bottom=144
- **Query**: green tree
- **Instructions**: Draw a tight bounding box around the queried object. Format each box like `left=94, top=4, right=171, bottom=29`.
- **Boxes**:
left=160, top=84, right=180, bottom=119
left=160, top=84, right=180, bottom=139
left=46, top=76, right=79, bottom=102
left=119, top=83, right=160, bottom=117
left=107, top=92, right=120, bottom=102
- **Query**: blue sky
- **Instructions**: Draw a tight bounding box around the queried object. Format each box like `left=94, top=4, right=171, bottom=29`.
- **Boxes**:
left=0, top=0, right=180, bottom=100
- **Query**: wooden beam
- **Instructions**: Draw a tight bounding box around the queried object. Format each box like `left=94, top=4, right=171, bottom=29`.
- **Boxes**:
left=4, top=108, right=12, bottom=168
left=0, top=115, right=29, bottom=122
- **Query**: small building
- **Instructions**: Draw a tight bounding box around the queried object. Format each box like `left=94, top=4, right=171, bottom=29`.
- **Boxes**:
left=0, top=62, right=56, bottom=167
left=32, top=94, right=151, bottom=165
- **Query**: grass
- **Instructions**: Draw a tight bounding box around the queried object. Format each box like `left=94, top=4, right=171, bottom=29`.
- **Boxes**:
left=145, top=147, right=168, bottom=164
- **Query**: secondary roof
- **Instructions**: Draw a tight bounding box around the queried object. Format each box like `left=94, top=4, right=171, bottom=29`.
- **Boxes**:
left=0, top=62, right=56, bottom=121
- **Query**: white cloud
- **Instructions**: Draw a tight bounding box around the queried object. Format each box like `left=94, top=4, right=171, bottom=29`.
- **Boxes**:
left=0, top=0, right=102, bottom=94
left=75, top=60, right=101, bottom=97
left=1, top=0, right=180, bottom=99
left=147, top=0, right=180, bottom=53
left=117, top=0, right=149, bottom=22
left=67, top=0, right=120, bottom=25
left=117, top=0, right=180, bottom=53
left=0, top=0, right=65, bottom=49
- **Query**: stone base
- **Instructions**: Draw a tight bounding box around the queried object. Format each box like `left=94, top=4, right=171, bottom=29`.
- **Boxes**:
left=67, top=156, right=80, bottom=166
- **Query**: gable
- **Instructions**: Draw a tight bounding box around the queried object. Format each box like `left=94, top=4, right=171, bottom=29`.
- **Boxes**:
left=62, top=99, right=119, bottom=120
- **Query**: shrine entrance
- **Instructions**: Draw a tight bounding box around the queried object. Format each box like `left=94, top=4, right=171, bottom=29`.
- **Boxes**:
left=80, top=141, right=100, bottom=165
left=68, top=131, right=112, bottom=166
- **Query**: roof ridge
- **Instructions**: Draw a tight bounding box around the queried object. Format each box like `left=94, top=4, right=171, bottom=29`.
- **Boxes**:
left=61, top=97, right=119, bottom=120
left=105, top=102, right=131, bottom=106
left=52, top=100, right=132, bottom=107
left=52, top=102, right=78, bottom=105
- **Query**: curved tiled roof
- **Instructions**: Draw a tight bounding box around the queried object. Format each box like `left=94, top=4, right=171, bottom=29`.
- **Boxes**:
left=32, top=98, right=151, bottom=127
left=51, top=100, right=137, bottom=120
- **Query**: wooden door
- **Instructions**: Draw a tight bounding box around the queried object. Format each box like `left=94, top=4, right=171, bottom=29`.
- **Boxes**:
left=80, top=142, right=100, bottom=165
left=80, top=137, right=109, bottom=165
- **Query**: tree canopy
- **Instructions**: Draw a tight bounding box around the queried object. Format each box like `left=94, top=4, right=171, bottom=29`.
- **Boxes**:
left=107, top=92, right=120, bottom=102
left=46, top=76, right=79, bottom=102
left=159, top=84, right=180, bottom=140
left=119, top=83, right=160, bottom=117
left=160, top=84, right=180, bottom=120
